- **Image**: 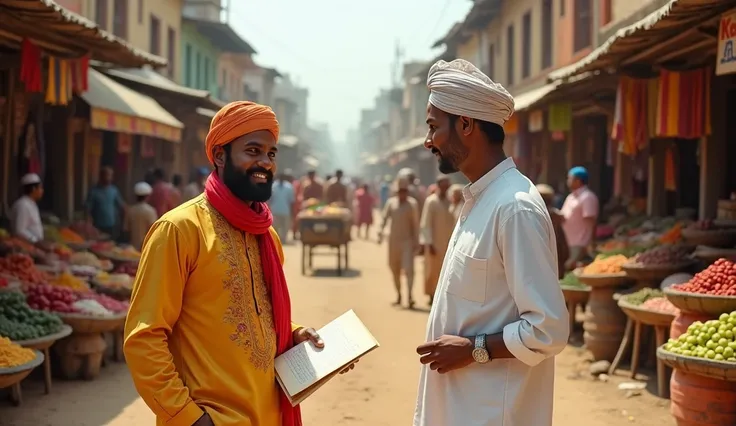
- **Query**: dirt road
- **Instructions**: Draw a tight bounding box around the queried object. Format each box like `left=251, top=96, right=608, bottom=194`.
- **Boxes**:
left=1, top=237, right=674, bottom=425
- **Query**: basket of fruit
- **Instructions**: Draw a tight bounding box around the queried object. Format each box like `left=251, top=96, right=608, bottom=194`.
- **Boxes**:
left=622, top=245, right=696, bottom=282
left=0, top=290, right=67, bottom=341
left=0, top=338, right=44, bottom=389
left=559, top=272, right=590, bottom=305
left=664, top=258, right=736, bottom=315
left=13, top=324, right=72, bottom=350
left=681, top=220, right=736, bottom=248
left=692, top=246, right=736, bottom=264
left=657, top=312, right=736, bottom=381
left=574, top=255, right=632, bottom=288
left=618, top=288, right=678, bottom=327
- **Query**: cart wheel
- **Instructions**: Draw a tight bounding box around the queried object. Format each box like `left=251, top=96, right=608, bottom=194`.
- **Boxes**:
left=301, top=243, right=306, bottom=275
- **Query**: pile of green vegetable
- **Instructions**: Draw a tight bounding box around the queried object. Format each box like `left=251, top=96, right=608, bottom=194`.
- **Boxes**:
left=560, top=272, right=588, bottom=289
left=0, top=291, right=63, bottom=341
left=622, top=287, right=663, bottom=306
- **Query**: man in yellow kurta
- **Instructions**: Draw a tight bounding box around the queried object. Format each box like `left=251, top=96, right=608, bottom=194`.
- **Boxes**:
left=379, top=178, right=420, bottom=308
left=419, top=175, right=455, bottom=306
left=124, top=101, right=352, bottom=426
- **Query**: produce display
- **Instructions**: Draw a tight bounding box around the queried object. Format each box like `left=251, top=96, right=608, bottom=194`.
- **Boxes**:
left=0, top=336, right=36, bottom=368
left=299, top=204, right=352, bottom=218
left=0, top=237, right=45, bottom=257
left=94, top=272, right=133, bottom=290
left=663, top=311, right=736, bottom=361
left=77, top=293, right=128, bottom=314
left=560, top=272, right=588, bottom=289
left=69, top=221, right=105, bottom=240
left=582, top=254, right=628, bottom=275
left=688, top=219, right=719, bottom=231
left=640, top=297, right=680, bottom=315
left=52, top=271, right=90, bottom=291
left=50, top=243, right=73, bottom=259
left=59, top=227, right=85, bottom=243
left=659, top=222, right=684, bottom=244
left=598, top=245, right=651, bottom=259
left=0, top=254, right=52, bottom=285
left=24, top=285, right=79, bottom=313
left=671, top=258, right=736, bottom=296
left=628, top=245, right=692, bottom=266
left=68, top=265, right=99, bottom=279
left=69, top=251, right=112, bottom=270
left=114, top=262, right=138, bottom=276
left=93, top=243, right=141, bottom=261
left=623, top=287, right=663, bottom=305
left=0, top=291, right=63, bottom=341
left=0, top=276, right=7, bottom=288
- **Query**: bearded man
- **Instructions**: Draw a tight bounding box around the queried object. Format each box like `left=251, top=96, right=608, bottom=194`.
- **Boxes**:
left=414, top=59, right=569, bottom=426
left=124, top=101, right=352, bottom=426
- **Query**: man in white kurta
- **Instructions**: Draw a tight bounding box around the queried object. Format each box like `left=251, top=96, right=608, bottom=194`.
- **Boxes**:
left=10, top=173, right=45, bottom=244
left=414, top=59, right=569, bottom=426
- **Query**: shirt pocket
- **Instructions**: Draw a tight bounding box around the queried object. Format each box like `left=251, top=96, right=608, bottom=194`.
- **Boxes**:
left=446, top=250, right=487, bottom=304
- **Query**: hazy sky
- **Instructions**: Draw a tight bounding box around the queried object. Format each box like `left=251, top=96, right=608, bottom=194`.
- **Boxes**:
left=231, top=0, right=471, bottom=142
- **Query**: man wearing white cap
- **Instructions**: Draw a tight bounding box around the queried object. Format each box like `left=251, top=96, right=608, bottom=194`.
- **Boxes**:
left=414, top=59, right=569, bottom=426
left=123, top=182, right=158, bottom=250
left=10, top=173, right=44, bottom=244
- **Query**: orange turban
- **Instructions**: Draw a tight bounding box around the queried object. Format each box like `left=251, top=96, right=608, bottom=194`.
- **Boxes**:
left=205, top=101, right=280, bottom=165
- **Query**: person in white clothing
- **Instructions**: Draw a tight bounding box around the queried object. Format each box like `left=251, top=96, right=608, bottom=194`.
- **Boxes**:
left=414, top=59, right=569, bottom=426
left=10, top=173, right=45, bottom=244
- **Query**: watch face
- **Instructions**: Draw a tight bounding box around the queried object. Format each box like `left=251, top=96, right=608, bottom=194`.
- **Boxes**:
left=472, top=348, right=490, bottom=363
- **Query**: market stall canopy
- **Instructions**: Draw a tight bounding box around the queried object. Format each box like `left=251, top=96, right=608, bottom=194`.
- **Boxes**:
left=392, top=136, right=426, bottom=154
left=512, top=82, right=560, bottom=112
left=0, top=0, right=166, bottom=68
left=100, top=67, right=224, bottom=110
left=548, top=0, right=733, bottom=82
left=183, top=18, right=256, bottom=54
left=81, top=69, right=183, bottom=143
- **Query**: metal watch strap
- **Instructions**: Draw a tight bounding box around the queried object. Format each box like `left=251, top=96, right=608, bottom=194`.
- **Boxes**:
left=475, top=333, right=487, bottom=351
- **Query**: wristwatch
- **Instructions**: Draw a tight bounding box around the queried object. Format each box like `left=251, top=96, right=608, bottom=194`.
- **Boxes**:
left=472, top=334, right=490, bottom=364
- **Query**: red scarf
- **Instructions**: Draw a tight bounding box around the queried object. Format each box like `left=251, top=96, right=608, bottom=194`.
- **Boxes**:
left=204, top=173, right=301, bottom=426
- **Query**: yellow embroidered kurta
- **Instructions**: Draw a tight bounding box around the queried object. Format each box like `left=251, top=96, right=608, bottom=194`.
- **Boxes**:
left=124, top=195, right=300, bottom=426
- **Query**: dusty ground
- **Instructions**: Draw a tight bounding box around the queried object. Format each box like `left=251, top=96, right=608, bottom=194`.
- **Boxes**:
left=1, top=236, right=674, bottom=425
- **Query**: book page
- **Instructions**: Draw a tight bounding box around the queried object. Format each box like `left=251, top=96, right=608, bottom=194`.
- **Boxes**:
left=275, top=310, right=378, bottom=397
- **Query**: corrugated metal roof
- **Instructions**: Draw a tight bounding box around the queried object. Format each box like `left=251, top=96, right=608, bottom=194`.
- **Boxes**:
left=549, top=0, right=734, bottom=81
left=0, top=0, right=167, bottom=68
left=82, top=69, right=183, bottom=131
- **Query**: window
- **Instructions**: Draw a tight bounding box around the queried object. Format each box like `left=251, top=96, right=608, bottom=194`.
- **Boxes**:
left=487, top=44, right=495, bottom=80
left=542, top=0, right=553, bottom=69
left=137, top=0, right=143, bottom=23
left=95, top=0, right=108, bottom=30
left=573, top=0, right=592, bottom=52
left=167, top=27, right=175, bottom=78
left=560, top=0, right=565, bottom=17
left=184, top=44, right=192, bottom=87
left=521, top=11, right=531, bottom=79
left=112, top=0, right=127, bottom=39
left=506, top=25, right=515, bottom=86
left=149, top=15, right=161, bottom=55
left=204, top=57, right=210, bottom=91
left=601, top=0, right=612, bottom=26
left=196, top=52, right=201, bottom=89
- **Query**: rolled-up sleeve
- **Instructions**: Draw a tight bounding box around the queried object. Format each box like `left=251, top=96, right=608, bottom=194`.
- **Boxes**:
left=499, top=209, right=569, bottom=366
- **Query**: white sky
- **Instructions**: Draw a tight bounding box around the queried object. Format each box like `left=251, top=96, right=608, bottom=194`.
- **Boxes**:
left=230, top=0, right=472, bottom=143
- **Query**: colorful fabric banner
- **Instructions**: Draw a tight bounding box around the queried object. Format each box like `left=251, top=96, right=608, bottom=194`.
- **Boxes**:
left=655, top=68, right=711, bottom=139
left=611, top=77, right=650, bottom=156
left=90, top=108, right=182, bottom=143
left=45, top=56, right=73, bottom=105
left=547, top=103, right=572, bottom=132
left=20, top=39, right=42, bottom=92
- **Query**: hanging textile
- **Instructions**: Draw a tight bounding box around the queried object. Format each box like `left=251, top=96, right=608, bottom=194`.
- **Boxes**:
left=20, top=39, right=43, bottom=92
left=548, top=103, right=572, bottom=132
left=664, top=145, right=677, bottom=191
left=655, top=68, right=711, bottom=139
left=646, top=78, right=659, bottom=139
left=612, top=77, right=650, bottom=156
left=45, top=57, right=73, bottom=105
left=17, top=112, right=41, bottom=175
left=70, top=55, right=89, bottom=93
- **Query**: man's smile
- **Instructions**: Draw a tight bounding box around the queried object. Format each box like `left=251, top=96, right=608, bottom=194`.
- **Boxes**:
left=250, top=172, right=269, bottom=183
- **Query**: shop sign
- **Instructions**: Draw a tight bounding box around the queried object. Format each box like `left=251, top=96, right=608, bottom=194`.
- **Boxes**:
left=528, top=110, right=544, bottom=133
left=117, top=133, right=132, bottom=154
left=717, top=10, right=736, bottom=75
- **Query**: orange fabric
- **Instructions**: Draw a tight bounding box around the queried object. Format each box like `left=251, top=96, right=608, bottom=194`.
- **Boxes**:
left=205, top=101, right=280, bottom=165
left=655, top=68, right=711, bottom=139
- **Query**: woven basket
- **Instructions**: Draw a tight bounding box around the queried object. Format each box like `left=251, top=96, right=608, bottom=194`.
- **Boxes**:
left=681, top=228, right=736, bottom=248
left=622, top=261, right=696, bottom=283
left=561, top=286, right=590, bottom=305
left=0, top=350, right=44, bottom=388
left=664, top=288, right=736, bottom=316
left=14, top=324, right=73, bottom=350
left=57, top=313, right=127, bottom=334
left=574, top=270, right=631, bottom=288
left=657, top=346, right=736, bottom=381
left=618, top=299, right=676, bottom=327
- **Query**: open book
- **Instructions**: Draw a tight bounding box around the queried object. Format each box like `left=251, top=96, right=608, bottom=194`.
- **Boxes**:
left=275, top=309, right=379, bottom=406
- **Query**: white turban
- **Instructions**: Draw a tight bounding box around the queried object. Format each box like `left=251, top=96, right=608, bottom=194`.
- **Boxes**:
left=427, top=59, right=515, bottom=126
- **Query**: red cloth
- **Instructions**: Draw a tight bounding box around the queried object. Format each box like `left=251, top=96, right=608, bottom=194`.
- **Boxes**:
left=20, top=39, right=42, bottom=92
left=354, top=188, right=374, bottom=225
left=203, top=173, right=301, bottom=426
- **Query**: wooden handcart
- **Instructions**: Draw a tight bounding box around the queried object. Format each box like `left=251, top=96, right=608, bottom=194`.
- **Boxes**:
left=299, top=216, right=351, bottom=276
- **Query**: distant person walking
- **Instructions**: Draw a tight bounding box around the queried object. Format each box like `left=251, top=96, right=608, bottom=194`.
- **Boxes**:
left=561, top=166, right=599, bottom=271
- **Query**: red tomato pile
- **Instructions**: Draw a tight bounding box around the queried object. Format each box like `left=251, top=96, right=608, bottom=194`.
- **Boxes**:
left=79, top=293, right=129, bottom=313
left=0, top=254, right=52, bottom=285
left=25, top=284, right=80, bottom=313
left=672, top=258, right=736, bottom=296
left=114, top=262, right=137, bottom=277
left=0, top=276, right=7, bottom=288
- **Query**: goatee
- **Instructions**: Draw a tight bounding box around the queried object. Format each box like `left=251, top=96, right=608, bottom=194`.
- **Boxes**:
left=223, top=159, right=273, bottom=202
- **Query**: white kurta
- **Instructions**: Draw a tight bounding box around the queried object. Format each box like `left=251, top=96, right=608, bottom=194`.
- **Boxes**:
left=414, top=158, right=569, bottom=426
left=10, top=195, right=44, bottom=243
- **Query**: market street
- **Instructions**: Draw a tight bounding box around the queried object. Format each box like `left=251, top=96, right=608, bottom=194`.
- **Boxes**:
left=2, top=237, right=674, bottom=426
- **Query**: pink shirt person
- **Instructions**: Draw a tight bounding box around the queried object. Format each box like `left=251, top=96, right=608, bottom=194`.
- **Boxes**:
left=561, top=185, right=599, bottom=247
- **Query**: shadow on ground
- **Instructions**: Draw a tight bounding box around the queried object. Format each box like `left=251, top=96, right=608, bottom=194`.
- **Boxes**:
left=310, top=268, right=362, bottom=278
left=0, top=362, right=145, bottom=426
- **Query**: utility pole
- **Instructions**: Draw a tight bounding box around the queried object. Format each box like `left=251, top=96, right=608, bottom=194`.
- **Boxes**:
left=390, top=39, right=405, bottom=89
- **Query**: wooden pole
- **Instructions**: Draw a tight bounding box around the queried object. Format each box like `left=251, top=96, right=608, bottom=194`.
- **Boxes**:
left=2, top=70, right=16, bottom=216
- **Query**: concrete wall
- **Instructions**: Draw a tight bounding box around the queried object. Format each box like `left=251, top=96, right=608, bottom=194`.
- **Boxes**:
left=180, top=21, right=220, bottom=93
left=218, top=52, right=250, bottom=102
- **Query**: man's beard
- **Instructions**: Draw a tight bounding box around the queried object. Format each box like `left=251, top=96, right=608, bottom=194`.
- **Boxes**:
left=435, top=131, right=468, bottom=174
left=222, top=156, right=273, bottom=202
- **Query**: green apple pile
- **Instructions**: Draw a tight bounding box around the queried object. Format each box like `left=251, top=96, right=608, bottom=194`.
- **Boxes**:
left=664, top=311, right=736, bottom=362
